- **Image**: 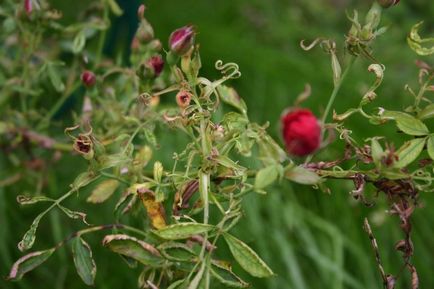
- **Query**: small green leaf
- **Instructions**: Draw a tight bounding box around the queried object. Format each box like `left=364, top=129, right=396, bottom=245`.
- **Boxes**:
left=285, top=166, right=321, bottom=185
left=427, top=135, right=434, bottom=161
left=87, top=179, right=119, bottom=204
left=395, top=115, right=428, bottom=136
left=72, top=237, right=96, bottom=286
left=370, top=138, right=384, bottom=165
left=154, top=223, right=214, bottom=240
left=8, top=248, right=55, bottom=280
left=71, top=171, right=98, bottom=191
left=102, top=234, right=163, bottom=266
left=394, top=138, right=426, bottom=168
left=18, top=212, right=45, bottom=251
left=254, top=165, right=279, bottom=190
left=159, top=242, right=197, bottom=262
left=217, top=85, right=247, bottom=115
left=418, top=104, right=434, bottom=120
left=47, top=63, right=65, bottom=92
left=72, top=30, right=86, bottom=54
left=215, top=155, right=246, bottom=177
left=223, top=233, right=274, bottom=278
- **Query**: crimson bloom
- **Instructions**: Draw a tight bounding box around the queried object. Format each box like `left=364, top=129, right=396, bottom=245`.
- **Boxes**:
left=24, top=0, right=32, bottom=15
left=281, top=108, right=321, bottom=156
left=169, top=25, right=195, bottom=56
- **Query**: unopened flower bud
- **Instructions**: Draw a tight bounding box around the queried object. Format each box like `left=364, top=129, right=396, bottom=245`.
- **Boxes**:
left=377, top=0, right=400, bottom=8
left=176, top=90, right=192, bottom=108
left=169, top=25, right=195, bottom=56
left=146, top=55, right=164, bottom=77
left=136, top=20, right=154, bottom=43
left=137, top=4, right=146, bottom=20
left=24, top=0, right=32, bottom=15
left=81, top=70, right=96, bottom=87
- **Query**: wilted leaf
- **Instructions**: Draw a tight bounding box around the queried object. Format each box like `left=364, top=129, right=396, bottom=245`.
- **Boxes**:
left=223, top=233, right=273, bottom=278
left=217, top=85, right=247, bottom=115
left=72, top=237, right=96, bottom=286
left=8, top=248, right=55, bottom=280
left=18, top=212, right=44, bottom=251
left=58, top=205, right=89, bottom=225
left=154, top=223, right=214, bottom=240
left=285, top=166, right=321, bottom=185
left=211, top=260, right=249, bottom=288
left=102, top=234, right=163, bottom=266
left=394, top=138, right=426, bottom=168
left=16, top=195, right=54, bottom=205
left=137, top=189, right=167, bottom=229
left=407, top=21, right=434, bottom=56
left=87, top=179, right=119, bottom=204
left=254, top=165, right=280, bottom=190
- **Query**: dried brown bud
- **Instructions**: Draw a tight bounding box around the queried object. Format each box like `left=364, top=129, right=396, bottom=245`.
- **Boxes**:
left=176, top=90, right=192, bottom=108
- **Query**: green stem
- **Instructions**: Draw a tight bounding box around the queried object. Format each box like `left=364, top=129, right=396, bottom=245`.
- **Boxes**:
left=321, top=56, right=356, bottom=124
left=96, top=1, right=110, bottom=64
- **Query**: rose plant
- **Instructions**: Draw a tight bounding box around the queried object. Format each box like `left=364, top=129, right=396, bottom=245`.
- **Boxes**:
left=0, top=0, right=433, bottom=288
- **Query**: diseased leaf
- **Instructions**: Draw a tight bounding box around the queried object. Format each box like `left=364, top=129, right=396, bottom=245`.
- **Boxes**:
left=254, top=165, right=280, bottom=190
left=217, top=85, right=247, bottom=115
left=285, top=166, right=321, bottom=185
left=211, top=260, right=249, bottom=288
left=394, top=138, right=426, bottom=168
left=87, top=179, right=119, bottom=204
left=223, top=233, right=274, bottom=278
left=16, top=195, right=54, bottom=205
left=407, top=21, right=434, bottom=56
left=427, top=135, right=434, bottom=161
left=102, top=234, right=163, bottom=266
left=72, top=237, right=96, bottom=286
left=154, top=223, right=214, bottom=240
left=8, top=248, right=55, bottom=280
left=58, top=205, right=90, bottom=225
left=18, top=212, right=44, bottom=251
left=137, top=189, right=167, bottom=230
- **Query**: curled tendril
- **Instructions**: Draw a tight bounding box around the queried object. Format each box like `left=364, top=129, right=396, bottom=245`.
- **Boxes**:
left=300, top=38, right=328, bottom=51
left=360, top=64, right=385, bottom=105
left=64, top=125, right=93, bottom=140
left=215, top=60, right=241, bottom=80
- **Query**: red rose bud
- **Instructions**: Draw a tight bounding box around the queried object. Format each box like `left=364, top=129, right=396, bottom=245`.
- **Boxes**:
left=169, top=25, right=195, bottom=56
left=24, top=0, right=32, bottom=15
left=281, top=108, right=321, bottom=156
left=81, top=70, right=96, bottom=87
left=377, top=0, right=400, bottom=8
left=176, top=90, right=192, bottom=108
left=146, top=55, right=164, bottom=77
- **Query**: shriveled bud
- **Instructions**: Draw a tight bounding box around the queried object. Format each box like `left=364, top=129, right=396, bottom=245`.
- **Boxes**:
left=73, top=135, right=94, bottom=160
left=146, top=55, right=164, bottom=77
left=176, top=90, right=192, bottom=108
left=80, top=70, right=96, bottom=87
left=169, top=25, right=195, bottom=56
left=377, top=0, right=400, bottom=8
left=24, top=0, right=32, bottom=15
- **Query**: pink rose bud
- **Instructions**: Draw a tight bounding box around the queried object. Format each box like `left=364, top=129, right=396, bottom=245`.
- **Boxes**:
left=169, top=25, right=195, bottom=56
left=137, top=4, right=146, bottom=20
left=146, top=55, right=164, bottom=77
left=281, top=108, right=321, bottom=156
left=81, top=70, right=96, bottom=87
left=24, top=0, right=32, bottom=15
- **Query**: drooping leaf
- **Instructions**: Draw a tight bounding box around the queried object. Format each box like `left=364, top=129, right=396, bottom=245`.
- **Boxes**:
left=154, top=223, right=214, bottom=240
left=223, top=233, right=274, bottom=278
left=87, top=179, right=119, bottom=204
left=285, top=166, right=321, bottom=185
left=8, top=248, right=55, bottom=280
left=254, top=165, right=280, bottom=190
left=102, top=234, right=163, bottom=266
left=72, top=237, right=96, bottom=286
left=394, top=138, right=426, bottom=168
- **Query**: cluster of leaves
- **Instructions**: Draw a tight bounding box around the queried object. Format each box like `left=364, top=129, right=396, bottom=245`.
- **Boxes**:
left=1, top=0, right=433, bottom=289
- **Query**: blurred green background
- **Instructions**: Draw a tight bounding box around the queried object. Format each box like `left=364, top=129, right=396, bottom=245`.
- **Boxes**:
left=1, top=0, right=434, bottom=288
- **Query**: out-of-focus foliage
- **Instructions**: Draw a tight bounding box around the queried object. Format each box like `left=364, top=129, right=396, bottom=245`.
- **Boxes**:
left=1, top=1, right=433, bottom=289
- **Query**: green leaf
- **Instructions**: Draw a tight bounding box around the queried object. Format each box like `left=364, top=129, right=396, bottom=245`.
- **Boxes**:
left=370, top=138, right=384, bottom=165
left=71, top=171, right=99, bottom=191
left=154, top=223, right=214, bottom=240
left=72, top=237, right=96, bottom=286
left=159, top=242, right=197, bottom=261
left=394, top=138, right=426, bottom=168
left=87, top=179, right=119, bottom=204
left=102, top=234, right=163, bottom=266
left=72, top=30, right=86, bottom=54
left=418, top=104, right=434, bottom=120
left=106, top=0, right=123, bottom=16
left=47, top=63, right=65, bottom=92
left=18, top=212, right=44, bottom=251
left=211, top=260, right=249, bottom=288
left=427, top=135, right=434, bottom=161
left=285, top=166, right=321, bottom=185
left=217, top=85, right=247, bottom=115
left=395, top=115, right=428, bottom=136
left=254, top=165, right=279, bottom=190
left=407, top=21, right=434, bottom=56
left=215, top=155, right=247, bottom=177
left=8, top=248, right=55, bottom=280
left=223, top=233, right=274, bottom=278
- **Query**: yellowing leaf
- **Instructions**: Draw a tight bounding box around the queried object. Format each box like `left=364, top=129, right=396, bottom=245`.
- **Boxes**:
left=137, top=189, right=167, bottom=229
left=394, top=138, right=426, bottom=168
left=87, top=179, right=119, bottom=204
left=8, top=248, right=55, bottom=280
left=154, top=223, right=213, bottom=240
